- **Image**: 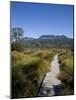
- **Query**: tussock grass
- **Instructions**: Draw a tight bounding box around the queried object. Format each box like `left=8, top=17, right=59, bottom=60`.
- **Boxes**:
left=12, top=51, right=51, bottom=98
left=58, top=50, right=74, bottom=95
left=31, top=50, right=55, bottom=62
left=12, top=49, right=61, bottom=98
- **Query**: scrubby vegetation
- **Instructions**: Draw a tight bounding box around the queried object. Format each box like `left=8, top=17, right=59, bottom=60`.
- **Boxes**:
left=11, top=27, right=74, bottom=98
left=58, top=49, right=74, bottom=95
left=11, top=48, right=74, bottom=98
left=11, top=50, right=55, bottom=98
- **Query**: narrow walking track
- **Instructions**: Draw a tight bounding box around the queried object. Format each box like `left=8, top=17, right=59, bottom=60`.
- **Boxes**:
left=38, top=54, right=62, bottom=96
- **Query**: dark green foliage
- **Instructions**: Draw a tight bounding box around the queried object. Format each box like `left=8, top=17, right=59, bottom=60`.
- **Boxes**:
left=11, top=42, right=25, bottom=51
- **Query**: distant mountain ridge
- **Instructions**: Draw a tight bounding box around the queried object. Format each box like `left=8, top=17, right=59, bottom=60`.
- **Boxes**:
left=39, top=35, right=68, bottom=39
left=18, top=35, right=73, bottom=48
left=22, top=35, right=72, bottom=40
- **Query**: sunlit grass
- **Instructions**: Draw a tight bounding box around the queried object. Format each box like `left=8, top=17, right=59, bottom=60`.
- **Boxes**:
left=58, top=50, right=74, bottom=95
left=12, top=49, right=74, bottom=98
left=12, top=50, right=54, bottom=98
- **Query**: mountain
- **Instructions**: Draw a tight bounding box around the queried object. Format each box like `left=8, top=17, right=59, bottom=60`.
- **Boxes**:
left=16, top=35, right=73, bottom=49
left=39, top=35, right=67, bottom=39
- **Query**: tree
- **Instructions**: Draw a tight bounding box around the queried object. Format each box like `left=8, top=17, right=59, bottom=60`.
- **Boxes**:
left=11, top=27, right=24, bottom=51
left=11, top=27, right=24, bottom=41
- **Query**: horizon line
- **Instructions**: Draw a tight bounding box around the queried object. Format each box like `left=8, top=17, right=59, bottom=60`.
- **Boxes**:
left=22, top=34, right=73, bottom=39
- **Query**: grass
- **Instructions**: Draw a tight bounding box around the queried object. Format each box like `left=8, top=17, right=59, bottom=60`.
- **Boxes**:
left=11, top=50, right=55, bottom=98
left=31, top=49, right=56, bottom=62
left=58, top=49, right=74, bottom=95
left=12, top=48, right=74, bottom=98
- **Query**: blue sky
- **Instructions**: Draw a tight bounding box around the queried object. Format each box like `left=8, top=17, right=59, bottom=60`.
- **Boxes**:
left=11, top=2, right=74, bottom=38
